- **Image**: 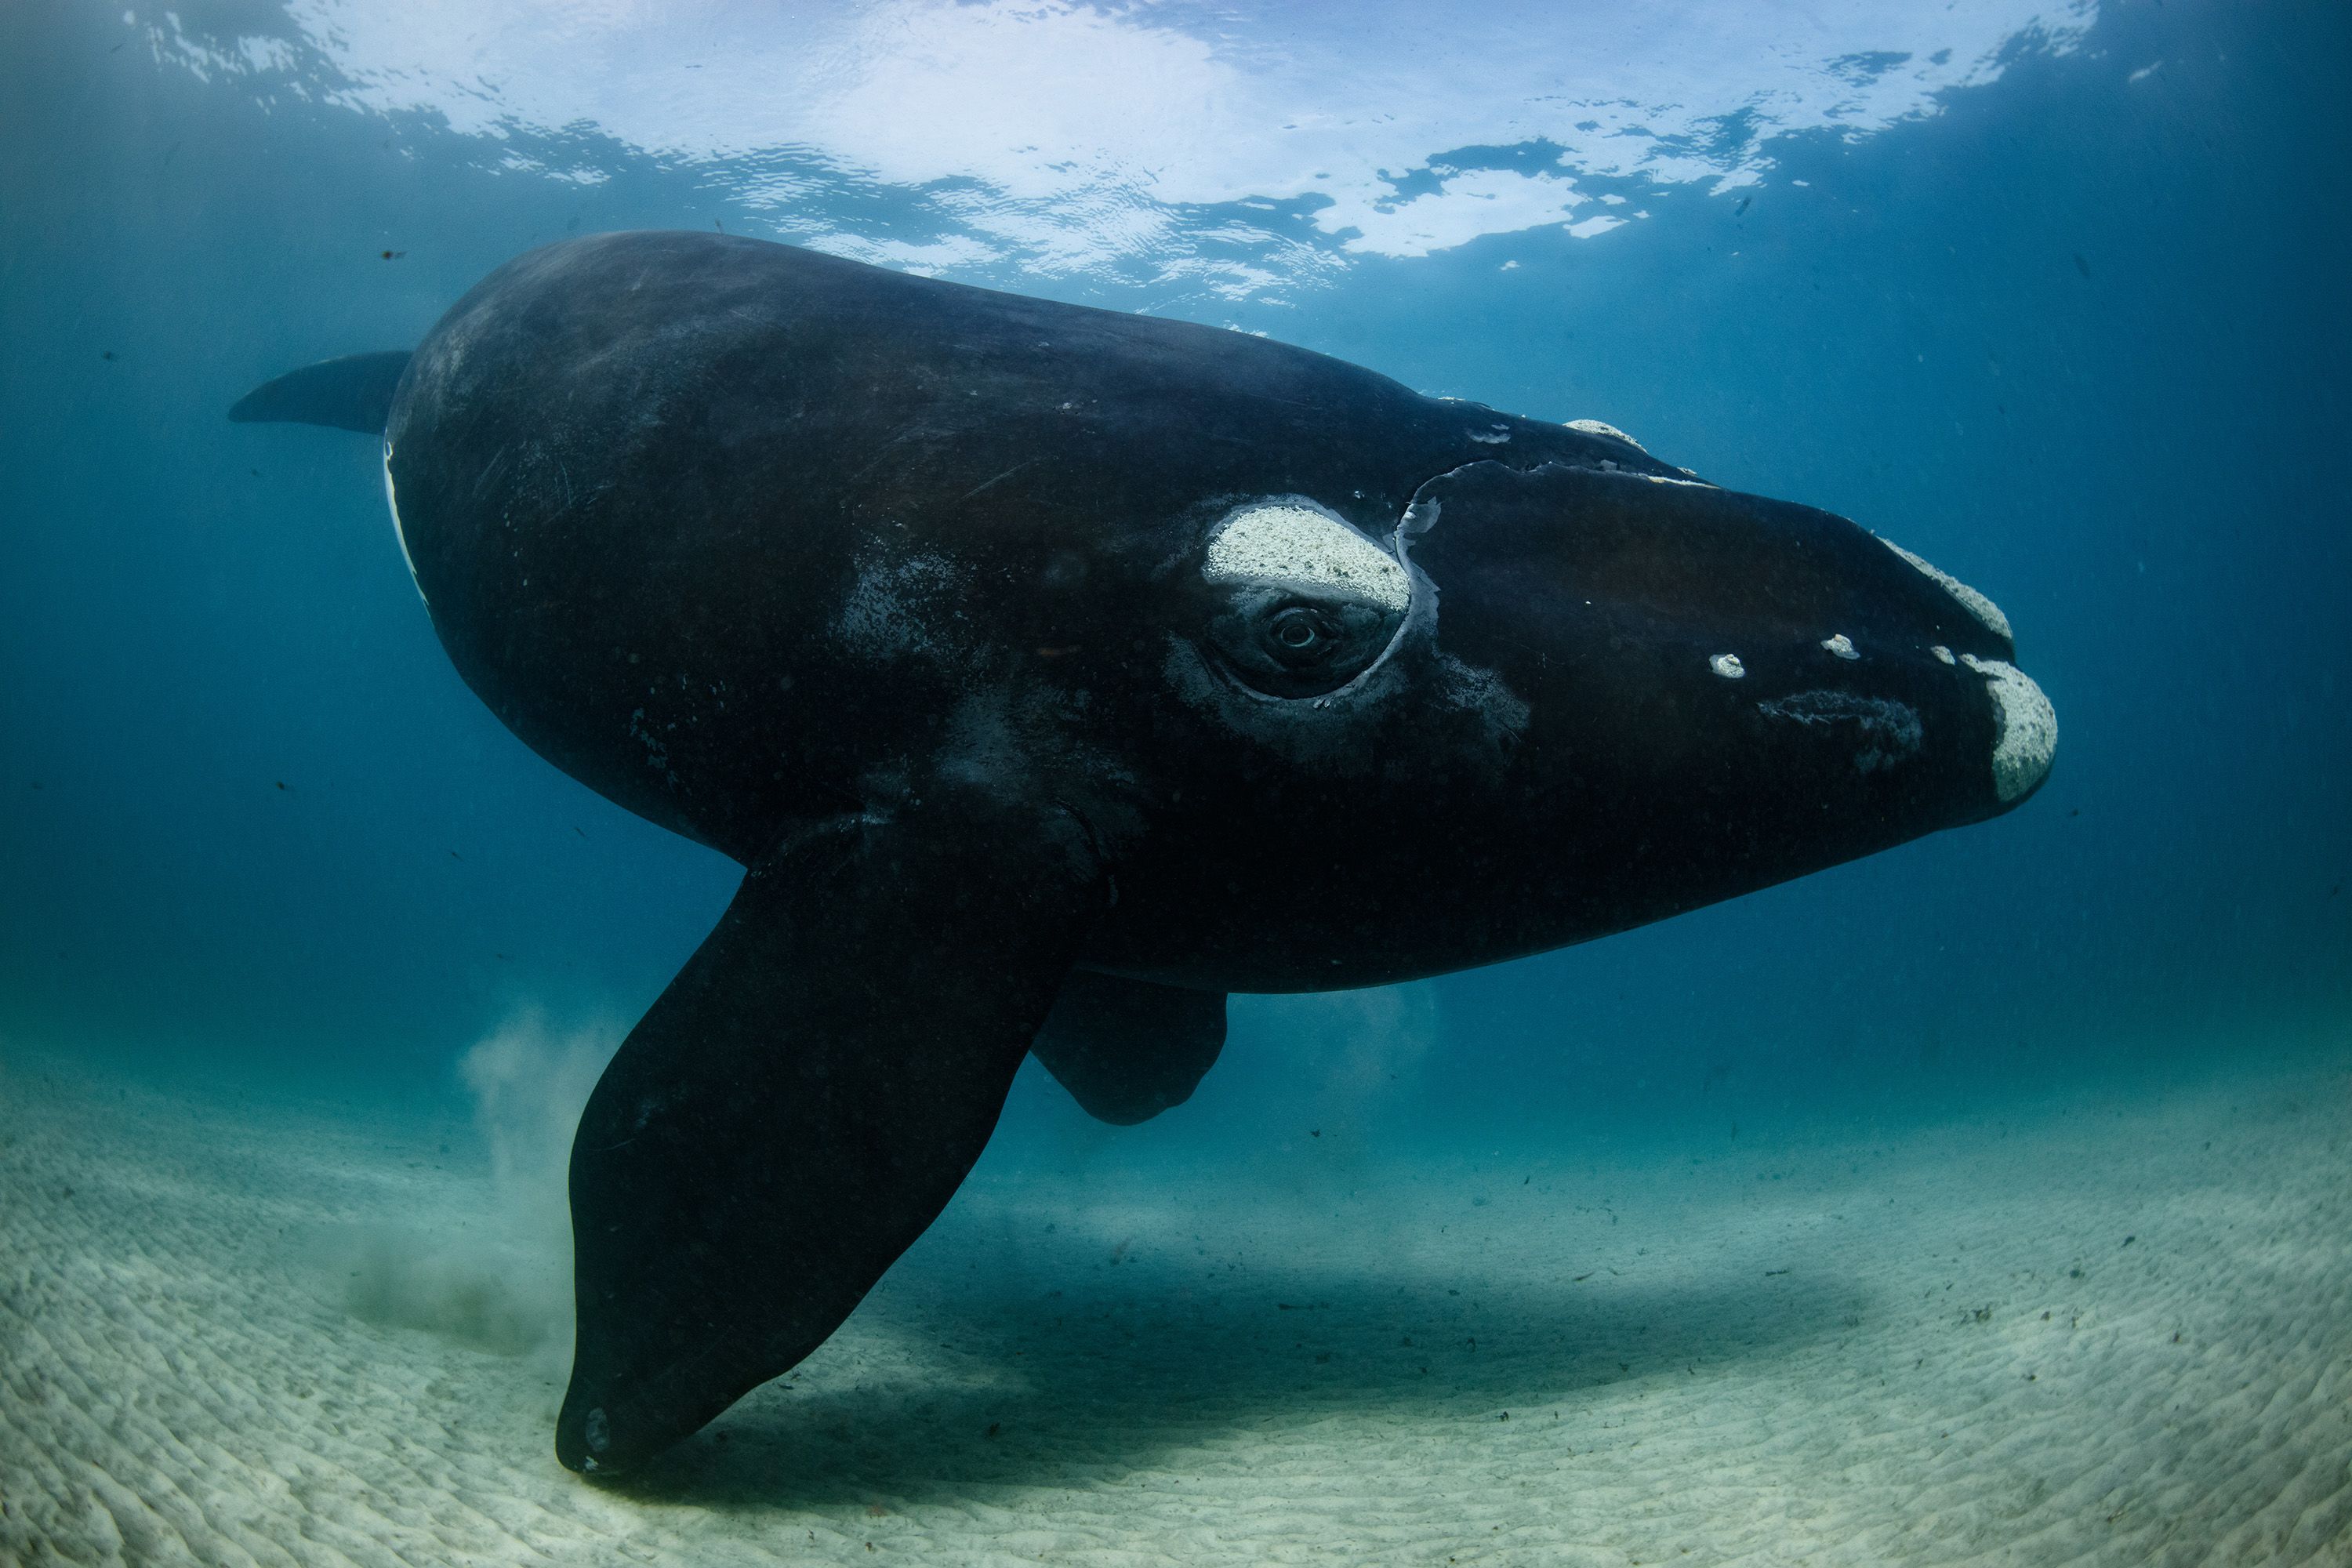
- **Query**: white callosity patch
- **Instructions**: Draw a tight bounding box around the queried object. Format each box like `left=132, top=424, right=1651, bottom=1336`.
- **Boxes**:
left=1882, top=539, right=2013, bottom=644
left=1204, top=502, right=1410, bottom=614
left=383, top=441, right=425, bottom=604
left=1962, top=655, right=2058, bottom=803
left=1930, top=644, right=1957, bottom=666
left=1564, top=418, right=1646, bottom=452
left=1820, top=633, right=1858, bottom=660
left=1710, top=653, right=1746, bottom=680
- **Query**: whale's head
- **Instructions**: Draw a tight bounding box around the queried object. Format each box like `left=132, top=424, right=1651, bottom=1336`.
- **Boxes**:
left=1153, top=453, right=2053, bottom=985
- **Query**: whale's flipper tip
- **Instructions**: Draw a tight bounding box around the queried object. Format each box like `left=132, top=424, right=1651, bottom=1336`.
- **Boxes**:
left=228, top=350, right=414, bottom=433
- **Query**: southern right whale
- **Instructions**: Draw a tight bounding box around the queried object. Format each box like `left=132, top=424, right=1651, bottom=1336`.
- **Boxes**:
left=232, top=230, right=2056, bottom=1473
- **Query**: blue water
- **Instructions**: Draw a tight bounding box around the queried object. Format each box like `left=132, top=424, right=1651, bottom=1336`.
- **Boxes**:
left=3, top=0, right=2349, bottom=1361
left=2, top=2, right=2350, bottom=1557
left=6, top=0, right=2343, bottom=1156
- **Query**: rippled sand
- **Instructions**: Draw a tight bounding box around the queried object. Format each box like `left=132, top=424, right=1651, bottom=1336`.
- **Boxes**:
left=3, top=1051, right=2347, bottom=1566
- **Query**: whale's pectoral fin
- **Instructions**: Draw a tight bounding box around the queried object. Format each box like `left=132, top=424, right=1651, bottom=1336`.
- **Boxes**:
left=227, top=350, right=415, bottom=433
left=1029, top=974, right=1228, bottom=1125
left=555, top=798, right=1104, bottom=1476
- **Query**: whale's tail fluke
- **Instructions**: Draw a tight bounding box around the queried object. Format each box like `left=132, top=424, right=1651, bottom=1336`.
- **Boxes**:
left=228, top=350, right=413, bottom=434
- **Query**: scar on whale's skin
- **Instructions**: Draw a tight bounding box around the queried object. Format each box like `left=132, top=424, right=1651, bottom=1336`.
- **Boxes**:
left=381, top=440, right=425, bottom=604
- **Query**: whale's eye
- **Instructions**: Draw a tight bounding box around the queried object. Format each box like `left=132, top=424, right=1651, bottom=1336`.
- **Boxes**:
left=1198, top=500, right=1410, bottom=699
left=1206, top=589, right=1403, bottom=699
left=1270, top=608, right=1327, bottom=652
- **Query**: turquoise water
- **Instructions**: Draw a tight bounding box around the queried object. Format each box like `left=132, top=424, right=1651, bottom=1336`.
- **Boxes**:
left=1, top=1, right=2347, bottom=1555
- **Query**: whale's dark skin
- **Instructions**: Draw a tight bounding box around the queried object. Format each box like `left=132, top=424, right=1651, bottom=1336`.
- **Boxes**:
left=232, top=229, right=2053, bottom=1475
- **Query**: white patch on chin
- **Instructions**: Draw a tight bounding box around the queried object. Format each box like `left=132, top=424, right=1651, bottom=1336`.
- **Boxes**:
left=1203, top=499, right=1410, bottom=612
left=1962, top=655, right=2057, bottom=803
left=383, top=441, right=426, bottom=605
left=1882, top=539, right=2012, bottom=644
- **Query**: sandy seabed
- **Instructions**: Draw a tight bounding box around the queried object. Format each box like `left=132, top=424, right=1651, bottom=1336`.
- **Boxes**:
left=2, top=1050, right=2348, bottom=1567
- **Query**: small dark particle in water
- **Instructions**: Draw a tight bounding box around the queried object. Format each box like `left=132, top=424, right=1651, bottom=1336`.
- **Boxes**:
left=1764, top=1269, right=1788, bottom=1276
left=1498, top=1410, right=1509, bottom=1421
left=2068, top=807, right=2081, bottom=817
left=2073, top=252, right=2092, bottom=278
left=101, top=350, right=116, bottom=361
left=1572, top=1272, right=1591, bottom=1283
left=60, top=1187, right=74, bottom=1199
left=381, top=250, right=405, bottom=260
left=2329, top=883, right=2340, bottom=898
left=275, top=780, right=287, bottom=790
left=28, top=782, right=39, bottom=789
left=1735, top=196, right=1751, bottom=216
left=250, top=469, right=260, bottom=477
left=449, top=850, right=463, bottom=859
left=573, top=825, right=586, bottom=837
left=1035, top=645, right=1081, bottom=659
left=2122, top=1235, right=2136, bottom=1247
left=2070, top=1267, right=2083, bottom=1278
left=495, top=953, right=511, bottom=961
left=985, top=1422, right=1000, bottom=1438
left=1309, top=1128, right=1321, bottom=1138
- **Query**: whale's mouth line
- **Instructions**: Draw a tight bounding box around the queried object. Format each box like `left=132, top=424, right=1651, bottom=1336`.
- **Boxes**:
left=1755, top=690, right=1926, bottom=775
